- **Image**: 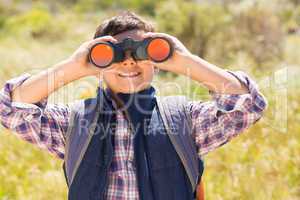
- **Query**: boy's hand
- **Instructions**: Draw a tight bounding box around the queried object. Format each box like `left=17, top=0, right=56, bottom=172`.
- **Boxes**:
left=10, top=36, right=118, bottom=104
left=142, top=33, right=249, bottom=95
left=67, top=36, right=118, bottom=77
left=142, top=32, right=193, bottom=74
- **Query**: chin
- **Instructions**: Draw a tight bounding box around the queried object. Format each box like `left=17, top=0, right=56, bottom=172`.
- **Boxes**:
left=117, top=84, right=150, bottom=94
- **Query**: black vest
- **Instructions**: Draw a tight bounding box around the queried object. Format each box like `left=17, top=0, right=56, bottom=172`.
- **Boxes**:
left=64, top=88, right=204, bottom=200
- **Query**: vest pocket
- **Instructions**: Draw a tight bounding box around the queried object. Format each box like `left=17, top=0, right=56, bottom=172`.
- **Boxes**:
left=149, top=161, right=192, bottom=200
left=149, top=152, right=182, bottom=171
left=145, top=130, right=193, bottom=199
left=146, top=133, right=182, bottom=171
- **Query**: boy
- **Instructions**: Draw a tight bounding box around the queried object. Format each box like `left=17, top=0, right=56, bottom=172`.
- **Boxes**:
left=0, top=11, right=267, bottom=200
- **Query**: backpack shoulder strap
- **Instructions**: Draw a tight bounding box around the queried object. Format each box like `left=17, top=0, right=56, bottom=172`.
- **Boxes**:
left=156, top=95, right=204, bottom=192
left=64, top=100, right=84, bottom=141
left=63, top=97, right=101, bottom=186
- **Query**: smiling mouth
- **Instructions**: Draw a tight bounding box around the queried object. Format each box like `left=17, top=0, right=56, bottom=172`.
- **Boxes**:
left=118, top=72, right=141, bottom=78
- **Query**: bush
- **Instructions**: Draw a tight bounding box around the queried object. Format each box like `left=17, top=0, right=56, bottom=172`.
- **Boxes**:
left=156, top=1, right=285, bottom=72
left=3, top=8, right=66, bottom=40
left=156, top=0, right=231, bottom=58
left=232, top=6, right=284, bottom=71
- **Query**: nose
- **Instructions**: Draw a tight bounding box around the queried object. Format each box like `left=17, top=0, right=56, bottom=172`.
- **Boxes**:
left=121, top=50, right=136, bottom=67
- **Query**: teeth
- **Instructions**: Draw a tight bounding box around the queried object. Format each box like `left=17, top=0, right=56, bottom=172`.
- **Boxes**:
left=118, top=72, right=140, bottom=77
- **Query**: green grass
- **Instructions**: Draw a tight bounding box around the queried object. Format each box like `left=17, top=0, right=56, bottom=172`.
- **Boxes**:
left=0, top=130, right=67, bottom=200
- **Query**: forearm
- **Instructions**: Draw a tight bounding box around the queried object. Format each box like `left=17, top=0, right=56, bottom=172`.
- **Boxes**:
left=11, top=59, right=85, bottom=104
left=175, top=54, right=249, bottom=94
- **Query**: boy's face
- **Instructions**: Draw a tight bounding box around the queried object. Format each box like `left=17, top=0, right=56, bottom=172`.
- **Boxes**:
left=101, top=29, right=156, bottom=94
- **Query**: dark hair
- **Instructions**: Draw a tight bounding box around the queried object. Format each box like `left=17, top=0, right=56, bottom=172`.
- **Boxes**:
left=93, top=11, right=155, bottom=39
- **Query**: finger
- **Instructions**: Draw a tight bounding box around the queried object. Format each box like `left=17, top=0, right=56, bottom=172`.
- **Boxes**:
left=143, top=32, right=172, bottom=40
left=142, top=32, right=177, bottom=48
left=142, top=32, right=154, bottom=38
left=87, top=36, right=118, bottom=49
left=95, top=35, right=118, bottom=43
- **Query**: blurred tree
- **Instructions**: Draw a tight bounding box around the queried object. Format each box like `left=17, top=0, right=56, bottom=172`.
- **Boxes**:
left=3, top=8, right=67, bottom=39
left=156, top=0, right=284, bottom=71
left=289, top=0, right=300, bottom=6
left=156, top=0, right=231, bottom=58
left=73, top=0, right=115, bottom=12
left=126, top=0, right=167, bottom=16
left=73, top=0, right=166, bottom=16
left=232, top=6, right=284, bottom=70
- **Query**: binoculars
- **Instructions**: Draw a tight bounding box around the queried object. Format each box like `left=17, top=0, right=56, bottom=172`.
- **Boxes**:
left=89, top=37, right=173, bottom=68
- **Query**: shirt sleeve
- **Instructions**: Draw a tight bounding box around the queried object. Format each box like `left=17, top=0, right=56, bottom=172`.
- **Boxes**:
left=188, top=70, right=268, bottom=157
left=0, top=73, right=71, bottom=159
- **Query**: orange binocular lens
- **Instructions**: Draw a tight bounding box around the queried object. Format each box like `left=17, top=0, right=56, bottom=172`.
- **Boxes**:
left=147, top=38, right=172, bottom=62
left=90, top=43, right=114, bottom=67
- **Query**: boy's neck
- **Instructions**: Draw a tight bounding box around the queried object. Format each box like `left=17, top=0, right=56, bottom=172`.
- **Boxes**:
left=104, top=86, right=156, bottom=111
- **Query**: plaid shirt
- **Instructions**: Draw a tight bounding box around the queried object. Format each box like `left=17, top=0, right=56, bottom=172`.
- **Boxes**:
left=0, top=71, right=267, bottom=200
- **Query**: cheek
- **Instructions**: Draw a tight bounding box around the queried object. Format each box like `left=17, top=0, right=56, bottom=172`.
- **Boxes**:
left=139, top=61, right=155, bottom=75
left=102, top=64, right=120, bottom=79
left=143, top=66, right=155, bottom=80
left=102, top=71, right=117, bottom=85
